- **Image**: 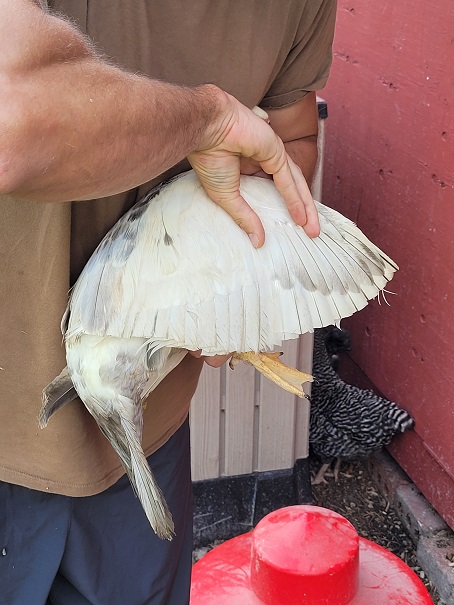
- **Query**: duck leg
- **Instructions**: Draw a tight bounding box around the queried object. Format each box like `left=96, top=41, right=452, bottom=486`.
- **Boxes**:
left=231, top=351, right=312, bottom=398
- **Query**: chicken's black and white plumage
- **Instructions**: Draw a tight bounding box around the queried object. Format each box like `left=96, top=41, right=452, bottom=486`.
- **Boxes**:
left=324, top=326, right=352, bottom=371
left=41, top=170, right=398, bottom=539
left=310, top=329, right=414, bottom=484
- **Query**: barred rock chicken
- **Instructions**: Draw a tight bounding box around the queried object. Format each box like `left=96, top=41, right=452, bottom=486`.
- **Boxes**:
left=324, top=325, right=352, bottom=371
left=310, top=328, right=414, bottom=485
left=40, top=170, right=398, bottom=539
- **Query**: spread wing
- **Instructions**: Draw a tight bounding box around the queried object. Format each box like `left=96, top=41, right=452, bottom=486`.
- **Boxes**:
left=65, top=171, right=397, bottom=355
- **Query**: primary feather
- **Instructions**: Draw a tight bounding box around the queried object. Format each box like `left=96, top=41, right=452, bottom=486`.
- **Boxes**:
left=41, top=170, right=398, bottom=538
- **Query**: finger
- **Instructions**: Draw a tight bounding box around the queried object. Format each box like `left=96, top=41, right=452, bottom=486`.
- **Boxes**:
left=288, top=157, right=320, bottom=238
left=249, top=129, right=310, bottom=228
left=203, top=188, right=265, bottom=248
left=189, top=154, right=266, bottom=248
left=270, top=157, right=308, bottom=225
left=188, top=351, right=233, bottom=367
left=248, top=110, right=319, bottom=236
left=203, top=354, right=233, bottom=368
left=267, top=154, right=320, bottom=238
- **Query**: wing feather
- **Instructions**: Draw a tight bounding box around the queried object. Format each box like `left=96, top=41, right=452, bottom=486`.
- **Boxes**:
left=65, top=172, right=397, bottom=355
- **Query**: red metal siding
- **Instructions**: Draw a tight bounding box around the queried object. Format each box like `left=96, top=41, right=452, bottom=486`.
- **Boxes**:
left=322, top=1, right=454, bottom=527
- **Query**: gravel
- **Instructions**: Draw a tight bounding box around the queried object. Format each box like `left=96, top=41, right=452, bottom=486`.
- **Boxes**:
left=310, top=458, right=442, bottom=603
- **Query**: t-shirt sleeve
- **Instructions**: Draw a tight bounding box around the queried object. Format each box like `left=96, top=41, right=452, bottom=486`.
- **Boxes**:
left=261, top=0, right=337, bottom=109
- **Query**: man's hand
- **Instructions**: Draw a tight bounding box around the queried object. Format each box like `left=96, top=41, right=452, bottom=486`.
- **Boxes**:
left=188, top=91, right=320, bottom=248
left=1, top=3, right=320, bottom=251
left=1, top=0, right=320, bottom=265
left=189, top=93, right=321, bottom=370
left=239, top=93, right=320, bottom=188
left=188, top=350, right=232, bottom=368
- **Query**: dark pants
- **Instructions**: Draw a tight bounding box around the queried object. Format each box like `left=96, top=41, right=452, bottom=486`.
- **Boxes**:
left=0, top=420, right=193, bottom=605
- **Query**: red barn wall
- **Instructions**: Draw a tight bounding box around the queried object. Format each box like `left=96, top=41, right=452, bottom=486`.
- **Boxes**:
left=322, top=1, right=454, bottom=527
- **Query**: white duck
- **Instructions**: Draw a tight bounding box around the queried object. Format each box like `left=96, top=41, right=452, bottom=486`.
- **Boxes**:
left=40, top=170, right=397, bottom=539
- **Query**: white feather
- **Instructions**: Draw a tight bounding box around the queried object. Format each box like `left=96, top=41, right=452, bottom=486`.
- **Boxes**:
left=58, top=170, right=398, bottom=538
left=66, top=171, right=397, bottom=354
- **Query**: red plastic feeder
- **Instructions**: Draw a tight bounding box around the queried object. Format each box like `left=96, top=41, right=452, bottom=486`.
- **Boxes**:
left=191, top=505, right=434, bottom=605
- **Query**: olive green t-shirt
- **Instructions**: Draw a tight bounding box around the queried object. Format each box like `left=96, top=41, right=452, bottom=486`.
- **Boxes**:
left=0, top=0, right=336, bottom=495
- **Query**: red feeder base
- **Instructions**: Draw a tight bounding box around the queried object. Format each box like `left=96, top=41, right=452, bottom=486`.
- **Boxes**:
left=190, top=505, right=434, bottom=605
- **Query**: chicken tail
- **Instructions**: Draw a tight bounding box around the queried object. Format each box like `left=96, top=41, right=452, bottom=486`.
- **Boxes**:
left=100, top=414, right=175, bottom=540
left=39, top=367, right=77, bottom=428
left=391, top=407, right=415, bottom=433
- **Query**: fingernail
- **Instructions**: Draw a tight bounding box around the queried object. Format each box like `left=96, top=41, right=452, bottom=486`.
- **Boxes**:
left=248, top=233, right=259, bottom=248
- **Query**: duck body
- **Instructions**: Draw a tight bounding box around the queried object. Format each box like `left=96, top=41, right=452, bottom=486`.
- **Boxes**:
left=42, top=170, right=398, bottom=538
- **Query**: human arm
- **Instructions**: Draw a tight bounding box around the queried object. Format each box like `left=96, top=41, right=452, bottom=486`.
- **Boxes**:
left=240, top=92, right=319, bottom=191
left=0, top=0, right=318, bottom=246
left=268, top=92, right=319, bottom=189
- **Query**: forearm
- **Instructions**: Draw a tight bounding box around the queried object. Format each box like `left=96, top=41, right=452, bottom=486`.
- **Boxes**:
left=240, top=135, right=318, bottom=190
left=1, top=1, right=319, bottom=242
left=265, top=93, right=319, bottom=190
left=284, top=136, right=318, bottom=191
left=0, top=5, right=222, bottom=201
left=2, top=73, right=222, bottom=202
